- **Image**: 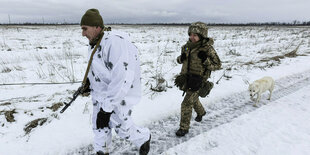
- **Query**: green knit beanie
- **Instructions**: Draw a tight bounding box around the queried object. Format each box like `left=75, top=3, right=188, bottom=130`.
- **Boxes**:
left=80, top=9, right=104, bottom=27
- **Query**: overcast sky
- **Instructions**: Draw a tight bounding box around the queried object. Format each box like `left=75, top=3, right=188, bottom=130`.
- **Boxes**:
left=0, top=0, right=309, bottom=24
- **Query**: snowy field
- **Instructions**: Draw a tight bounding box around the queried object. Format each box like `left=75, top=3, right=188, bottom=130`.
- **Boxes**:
left=0, top=25, right=310, bottom=155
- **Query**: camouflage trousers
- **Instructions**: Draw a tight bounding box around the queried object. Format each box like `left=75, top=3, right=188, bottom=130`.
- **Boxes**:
left=179, top=91, right=206, bottom=130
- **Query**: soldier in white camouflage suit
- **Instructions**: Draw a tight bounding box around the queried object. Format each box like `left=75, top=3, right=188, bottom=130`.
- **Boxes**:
left=175, top=22, right=221, bottom=137
left=79, top=9, right=151, bottom=155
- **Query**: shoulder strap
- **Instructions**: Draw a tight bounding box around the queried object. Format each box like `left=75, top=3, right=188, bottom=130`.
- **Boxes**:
left=81, top=32, right=104, bottom=86
left=186, top=47, right=191, bottom=73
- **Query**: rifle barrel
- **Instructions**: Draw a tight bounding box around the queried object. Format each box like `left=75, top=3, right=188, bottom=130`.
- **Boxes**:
left=59, top=89, right=81, bottom=113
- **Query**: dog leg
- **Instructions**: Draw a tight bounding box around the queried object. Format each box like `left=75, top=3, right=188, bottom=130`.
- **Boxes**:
left=252, top=95, right=258, bottom=107
left=256, top=93, right=261, bottom=105
left=268, top=89, right=272, bottom=100
left=250, top=96, right=255, bottom=101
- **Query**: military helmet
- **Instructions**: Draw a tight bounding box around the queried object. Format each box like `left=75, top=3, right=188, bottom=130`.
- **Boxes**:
left=188, top=21, right=208, bottom=38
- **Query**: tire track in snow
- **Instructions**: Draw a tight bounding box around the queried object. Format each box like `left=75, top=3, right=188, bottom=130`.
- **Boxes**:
left=71, top=70, right=310, bottom=155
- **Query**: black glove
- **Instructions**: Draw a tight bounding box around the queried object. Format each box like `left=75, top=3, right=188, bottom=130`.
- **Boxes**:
left=79, top=78, right=91, bottom=96
left=174, top=74, right=187, bottom=90
left=180, top=53, right=187, bottom=62
left=96, top=108, right=112, bottom=129
left=197, top=51, right=207, bottom=63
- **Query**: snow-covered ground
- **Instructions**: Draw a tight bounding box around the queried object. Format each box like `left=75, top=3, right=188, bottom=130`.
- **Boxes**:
left=0, top=25, right=310, bottom=155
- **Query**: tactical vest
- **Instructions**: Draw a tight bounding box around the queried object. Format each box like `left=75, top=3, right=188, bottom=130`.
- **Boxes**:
left=180, top=42, right=212, bottom=79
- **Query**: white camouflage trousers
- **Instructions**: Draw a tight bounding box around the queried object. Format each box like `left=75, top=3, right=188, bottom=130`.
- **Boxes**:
left=92, top=104, right=150, bottom=153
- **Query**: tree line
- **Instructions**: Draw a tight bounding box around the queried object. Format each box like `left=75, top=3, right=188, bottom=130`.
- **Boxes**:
left=1, top=21, right=310, bottom=26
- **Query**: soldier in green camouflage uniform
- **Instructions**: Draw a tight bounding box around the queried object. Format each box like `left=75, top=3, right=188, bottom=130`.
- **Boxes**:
left=175, top=22, right=221, bottom=137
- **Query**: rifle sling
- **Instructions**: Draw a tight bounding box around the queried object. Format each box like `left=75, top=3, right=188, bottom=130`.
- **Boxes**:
left=82, top=32, right=104, bottom=86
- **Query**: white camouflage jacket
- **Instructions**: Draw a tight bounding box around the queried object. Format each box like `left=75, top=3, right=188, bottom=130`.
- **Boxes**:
left=88, top=31, right=141, bottom=113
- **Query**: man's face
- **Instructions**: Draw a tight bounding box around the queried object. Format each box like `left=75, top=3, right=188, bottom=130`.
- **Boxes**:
left=81, top=25, right=101, bottom=41
left=189, top=33, right=200, bottom=43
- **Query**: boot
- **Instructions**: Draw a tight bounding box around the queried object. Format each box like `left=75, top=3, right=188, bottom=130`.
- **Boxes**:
left=139, top=135, right=151, bottom=155
left=175, top=129, right=188, bottom=137
left=195, top=111, right=206, bottom=122
left=97, top=151, right=109, bottom=155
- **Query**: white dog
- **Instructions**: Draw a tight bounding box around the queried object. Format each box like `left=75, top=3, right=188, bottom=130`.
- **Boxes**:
left=247, top=76, right=275, bottom=107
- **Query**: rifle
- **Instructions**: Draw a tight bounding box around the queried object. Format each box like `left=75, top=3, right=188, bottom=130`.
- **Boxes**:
left=60, top=86, right=83, bottom=113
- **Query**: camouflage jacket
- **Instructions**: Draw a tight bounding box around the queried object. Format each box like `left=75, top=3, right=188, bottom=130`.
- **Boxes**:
left=177, top=38, right=221, bottom=79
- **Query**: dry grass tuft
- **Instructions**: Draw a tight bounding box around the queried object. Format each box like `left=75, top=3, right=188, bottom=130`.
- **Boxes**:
left=0, top=102, right=11, bottom=106
left=284, top=45, right=299, bottom=57
left=24, top=118, right=48, bottom=134
left=3, top=109, right=17, bottom=122
left=47, top=102, right=64, bottom=112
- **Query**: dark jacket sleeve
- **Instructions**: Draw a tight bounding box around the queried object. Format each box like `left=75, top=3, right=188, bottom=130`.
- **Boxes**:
left=177, top=45, right=186, bottom=64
